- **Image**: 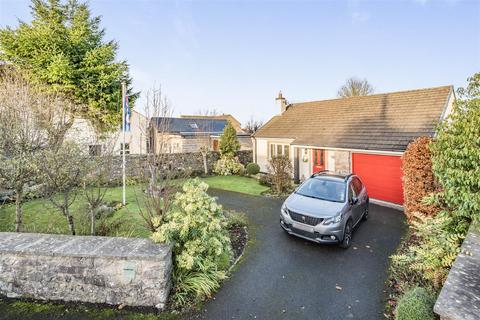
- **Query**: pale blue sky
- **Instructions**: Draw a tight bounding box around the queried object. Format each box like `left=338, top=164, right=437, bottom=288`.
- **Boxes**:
left=1, top=0, right=479, bottom=124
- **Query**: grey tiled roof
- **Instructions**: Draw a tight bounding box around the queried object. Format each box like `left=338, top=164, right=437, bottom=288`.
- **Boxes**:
left=254, top=86, right=453, bottom=152
left=151, top=117, right=228, bottom=134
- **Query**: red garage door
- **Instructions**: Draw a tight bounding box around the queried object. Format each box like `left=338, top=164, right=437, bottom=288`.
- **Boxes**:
left=352, top=153, right=403, bottom=204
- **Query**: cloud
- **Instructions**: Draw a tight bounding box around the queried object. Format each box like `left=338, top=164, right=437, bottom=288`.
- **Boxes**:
left=351, top=11, right=370, bottom=24
left=347, top=0, right=370, bottom=24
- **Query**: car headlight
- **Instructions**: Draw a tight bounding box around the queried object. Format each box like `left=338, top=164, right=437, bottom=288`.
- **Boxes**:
left=281, top=203, right=289, bottom=216
left=323, top=213, right=342, bottom=225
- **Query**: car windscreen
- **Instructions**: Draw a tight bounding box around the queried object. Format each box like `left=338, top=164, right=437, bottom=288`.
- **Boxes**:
left=295, top=178, right=346, bottom=203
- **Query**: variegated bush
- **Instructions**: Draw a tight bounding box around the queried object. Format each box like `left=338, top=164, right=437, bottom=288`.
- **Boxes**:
left=151, top=178, right=232, bottom=305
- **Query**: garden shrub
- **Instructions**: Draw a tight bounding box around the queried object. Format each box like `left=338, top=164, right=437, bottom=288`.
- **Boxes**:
left=258, top=173, right=272, bottom=186
left=225, top=210, right=249, bottom=229
left=395, top=287, right=436, bottom=320
left=390, top=74, right=480, bottom=304
left=391, top=213, right=463, bottom=289
left=219, top=121, right=240, bottom=157
left=267, top=155, right=292, bottom=194
left=402, top=137, right=441, bottom=222
left=151, top=178, right=232, bottom=306
left=430, top=76, right=480, bottom=232
left=213, top=155, right=244, bottom=176
left=245, top=163, right=260, bottom=175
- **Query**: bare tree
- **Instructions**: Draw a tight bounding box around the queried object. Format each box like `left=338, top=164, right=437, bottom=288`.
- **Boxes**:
left=0, top=69, right=74, bottom=232
left=136, top=86, right=186, bottom=232
left=244, top=116, right=263, bottom=134
left=40, top=142, right=89, bottom=235
left=192, top=109, right=219, bottom=175
left=82, top=138, right=116, bottom=235
left=337, top=77, right=374, bottom=98
left=195, top=108, right=219, bottom=117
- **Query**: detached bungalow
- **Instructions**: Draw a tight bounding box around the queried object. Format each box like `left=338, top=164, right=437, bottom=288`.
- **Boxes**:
left=253, top=86, right=455, bottom=206
left=150, top=115, right=251, bottom=154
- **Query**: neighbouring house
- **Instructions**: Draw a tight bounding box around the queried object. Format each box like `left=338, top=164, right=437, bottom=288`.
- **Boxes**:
left=149, top=115, right=252, bottom=154
left=65, top=110, right=148, bottom=155
left=253, top=86, right=455, bottom=206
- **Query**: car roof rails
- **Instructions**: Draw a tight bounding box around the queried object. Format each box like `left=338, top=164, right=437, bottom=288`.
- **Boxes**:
left=311, top=171, right=354, bottom=181
left=310, top=170, right=333, bottom=178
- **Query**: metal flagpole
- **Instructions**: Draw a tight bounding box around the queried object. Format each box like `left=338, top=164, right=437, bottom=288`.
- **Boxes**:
left=121, top=82, right=126, bottom=206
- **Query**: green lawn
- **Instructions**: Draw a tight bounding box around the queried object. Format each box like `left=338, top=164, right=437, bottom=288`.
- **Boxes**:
left=201, top=175, right=268, bottom=196
left=0, top=185, right=152, bottom=238
left=0, top=176, right=266, bottom=237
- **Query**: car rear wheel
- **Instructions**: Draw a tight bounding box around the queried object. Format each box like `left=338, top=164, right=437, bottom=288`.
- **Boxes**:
left=340, top=220, right=353, bottom=249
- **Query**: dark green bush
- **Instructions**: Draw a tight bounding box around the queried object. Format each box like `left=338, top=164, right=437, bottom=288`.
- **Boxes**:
left=395, top=287, right=436, bottom=320
left=245, top=163, right=260, bottom=175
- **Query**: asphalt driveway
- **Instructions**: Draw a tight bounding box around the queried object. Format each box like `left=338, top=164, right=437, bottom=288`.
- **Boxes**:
left=189, top=189, right=406, bottom=320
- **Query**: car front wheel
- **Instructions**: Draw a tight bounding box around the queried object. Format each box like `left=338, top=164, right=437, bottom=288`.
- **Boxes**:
left=340, top=220, right=353, bottom=249
left=362, top=205, right=369, bottom=221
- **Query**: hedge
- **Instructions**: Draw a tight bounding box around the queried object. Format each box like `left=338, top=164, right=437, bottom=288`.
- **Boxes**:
left=402, top=137, right=440, bottom=222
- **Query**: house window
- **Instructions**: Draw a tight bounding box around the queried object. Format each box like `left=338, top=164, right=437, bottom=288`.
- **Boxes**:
left=88, top=145, right=102, bottom=156
left=269, top=143, right=290, bottom=159
left=120, top=143, right=130, bottom=155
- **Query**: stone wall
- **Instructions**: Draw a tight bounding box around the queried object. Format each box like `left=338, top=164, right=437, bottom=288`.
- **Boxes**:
left=334, top=150, right=351, bottom=174
left=434, top=223, right=480, bottom=320
left=0, top=232, right=172, bottom=309
left=111, top=150, right=253, bottom=182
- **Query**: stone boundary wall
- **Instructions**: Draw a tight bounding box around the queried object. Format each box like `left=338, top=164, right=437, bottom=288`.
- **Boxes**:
left=111, top=150, right=253, bottom=182
left=434, top=223, right=480, bottom=320
left=0, top=232, right=172, bottom=309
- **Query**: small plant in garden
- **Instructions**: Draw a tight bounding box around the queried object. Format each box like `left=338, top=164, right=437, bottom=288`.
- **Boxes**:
left=225, top=210, right=249, bottom=229
left=267, top=155, right=292, bottom=195
left=258, top=173, right=272, bottom=186
left=219, top=121, right=240, bottom=157
left=245, top=163, right=260, bottom=175
left=395, top=287, right=436, bottom=320
left=391, top=213, right=463, bottom=289
left=213, top=121, right=243, bottom=175
left=151, top=178, right=232, bottom=306
left=213, top=156, right=244, bottom=176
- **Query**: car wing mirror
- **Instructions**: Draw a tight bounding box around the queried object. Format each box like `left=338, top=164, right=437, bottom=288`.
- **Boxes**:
left=350, top=197, right=358, bottom=205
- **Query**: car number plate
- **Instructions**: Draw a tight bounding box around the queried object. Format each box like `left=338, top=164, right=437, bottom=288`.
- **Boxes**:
left=292, top=221, right=314, bottom=233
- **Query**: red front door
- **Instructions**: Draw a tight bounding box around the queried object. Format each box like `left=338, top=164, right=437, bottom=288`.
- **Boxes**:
left=312, top=149, right=326, bottom=173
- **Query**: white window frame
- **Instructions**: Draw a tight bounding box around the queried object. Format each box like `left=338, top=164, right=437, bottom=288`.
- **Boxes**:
left=269, top=143, right=290, bottom=159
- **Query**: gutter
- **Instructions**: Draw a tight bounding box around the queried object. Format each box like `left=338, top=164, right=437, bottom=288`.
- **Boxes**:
left=289, top=144, right=404, bottom=156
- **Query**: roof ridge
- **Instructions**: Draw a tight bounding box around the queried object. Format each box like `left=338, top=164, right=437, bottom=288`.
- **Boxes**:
left=288, top=85, right=453, bottom=107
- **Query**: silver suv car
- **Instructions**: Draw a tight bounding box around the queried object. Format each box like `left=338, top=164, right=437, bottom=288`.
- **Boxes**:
left=280, top=171, right=369, bottom=249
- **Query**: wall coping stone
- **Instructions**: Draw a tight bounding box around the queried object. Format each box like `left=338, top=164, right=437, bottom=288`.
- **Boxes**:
left=434, top=223, right=480, bottom=320
left=0, top=232, right=171, bottom=261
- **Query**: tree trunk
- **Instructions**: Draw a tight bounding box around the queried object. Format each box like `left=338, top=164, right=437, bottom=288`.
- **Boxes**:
left=202, top=152, right=208, bottom=175
left=90, top=209, right=95, bottom=236
left=64, top=206, right=76, bottom=235
left=15, top=187, right=23, bottom=232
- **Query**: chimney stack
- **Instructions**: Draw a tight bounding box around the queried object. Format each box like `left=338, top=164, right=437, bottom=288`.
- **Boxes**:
left=276, top=91, right=288, bottom=113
